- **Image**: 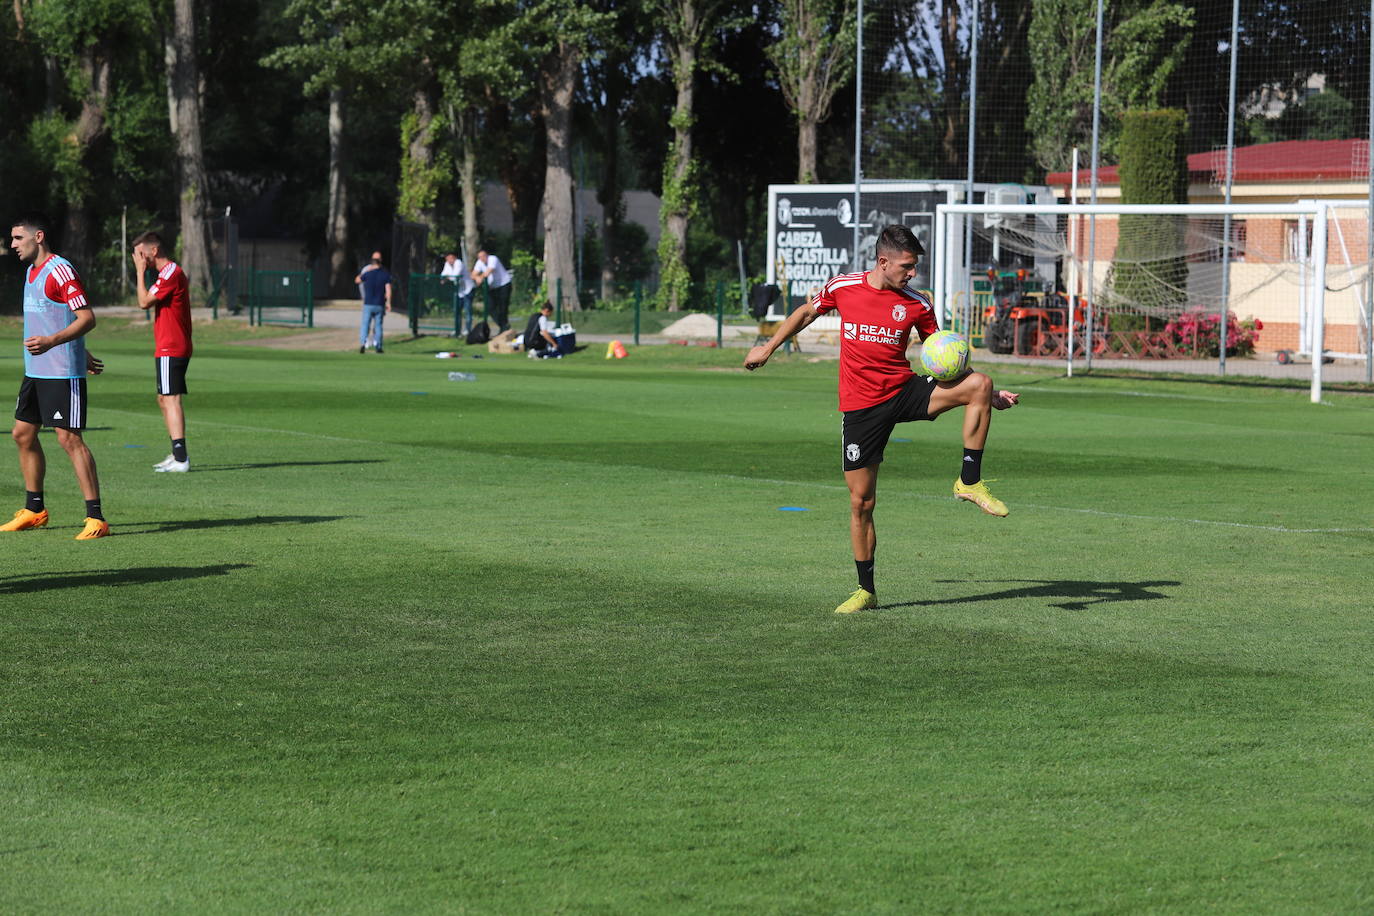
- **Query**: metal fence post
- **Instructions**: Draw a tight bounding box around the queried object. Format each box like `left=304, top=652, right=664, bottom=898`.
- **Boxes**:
left=634, top=281, right=641, bottom=346
left=716, top=280, right=724, bottom=348
left=409, top=273, right=418, bottom=337
left=306, top=273, right=314, bottom=328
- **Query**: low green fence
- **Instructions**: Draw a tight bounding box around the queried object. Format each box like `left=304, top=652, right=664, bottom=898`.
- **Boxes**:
left=249, top=270, right=313, bottom=327
left=408, top=273, right=483, bottom=336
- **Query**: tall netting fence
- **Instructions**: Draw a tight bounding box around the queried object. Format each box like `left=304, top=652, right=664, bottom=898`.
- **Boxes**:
left=854, top=0, right=1372, bottom=392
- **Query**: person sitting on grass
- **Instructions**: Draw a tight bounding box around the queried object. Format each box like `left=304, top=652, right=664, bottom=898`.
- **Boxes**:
left=521, top=302, right=561, bottom=359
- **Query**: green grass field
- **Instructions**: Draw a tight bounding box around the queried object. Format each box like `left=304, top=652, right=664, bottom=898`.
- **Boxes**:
left=2, top=319, right=1372, bottom=912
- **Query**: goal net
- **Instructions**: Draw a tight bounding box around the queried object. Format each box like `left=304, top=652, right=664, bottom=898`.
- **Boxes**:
left=933, top=201, right=1371, bottom=401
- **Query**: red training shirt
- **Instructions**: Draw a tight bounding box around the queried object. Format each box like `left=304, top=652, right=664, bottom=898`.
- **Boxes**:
left=149, top=261, right=193, bottom=357
left=28, top=255, right=89, bottom=309
left=813, top=271, right=940, bottom=412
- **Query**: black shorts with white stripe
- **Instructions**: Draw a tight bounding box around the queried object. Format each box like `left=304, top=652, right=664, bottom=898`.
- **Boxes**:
left=155, top=356, right=191, bottom=395
left=15, top=376, right=87, bottom=430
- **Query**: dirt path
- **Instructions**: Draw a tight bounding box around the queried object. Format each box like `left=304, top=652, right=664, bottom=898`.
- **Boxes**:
left=229, top=328, right=364, bottom=351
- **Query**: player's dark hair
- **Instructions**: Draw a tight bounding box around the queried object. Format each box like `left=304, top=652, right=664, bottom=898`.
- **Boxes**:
left=12, top=213, right=51, bottom=237
left=540, top=301, right=553, bottom=312
left=132, top=230, right=166, bottom=251
left=875, top=224, right=925, bottom=259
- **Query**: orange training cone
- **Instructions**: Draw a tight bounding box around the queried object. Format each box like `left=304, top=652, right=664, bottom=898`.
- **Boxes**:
left=611, top=340, right=627, bottom=359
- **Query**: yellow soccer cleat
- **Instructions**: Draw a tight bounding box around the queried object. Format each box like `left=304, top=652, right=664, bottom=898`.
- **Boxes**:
left=75, top=517, right=110, bottom=540
left=954, top=478, right=1008, bottom=517
left=0, top=508, right=49, bottom=531
left=835, top=587, right=877, bottom=614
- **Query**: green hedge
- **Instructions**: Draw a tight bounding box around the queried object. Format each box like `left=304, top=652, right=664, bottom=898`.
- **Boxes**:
left=1114, top=109, right=1189, bottom=311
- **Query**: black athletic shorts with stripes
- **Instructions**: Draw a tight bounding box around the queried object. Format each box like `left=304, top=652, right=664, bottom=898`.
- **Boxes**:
left=15, top=376, right=87, bottom=430
left=155, top=356, right=191, bottom=395
left=841, top=374, right=936, bottom=471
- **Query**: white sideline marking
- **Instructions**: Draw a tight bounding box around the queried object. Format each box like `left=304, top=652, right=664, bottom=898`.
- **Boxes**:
left=100, top=409, right=1372, bottom=535
left=719, top=474, right=1374, bottom=535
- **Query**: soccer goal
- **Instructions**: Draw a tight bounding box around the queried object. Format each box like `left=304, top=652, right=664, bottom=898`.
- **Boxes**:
left=933, top=200, right=1372, bottom=402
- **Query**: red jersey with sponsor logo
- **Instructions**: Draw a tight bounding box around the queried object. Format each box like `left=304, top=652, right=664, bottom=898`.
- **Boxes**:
left=149, top=261, right=193, bottom=357
left=813, top=271, right=940, bottom=411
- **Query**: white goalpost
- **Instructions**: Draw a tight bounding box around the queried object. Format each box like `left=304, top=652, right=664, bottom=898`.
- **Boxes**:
left=933, top=201, right=1370, bottom=403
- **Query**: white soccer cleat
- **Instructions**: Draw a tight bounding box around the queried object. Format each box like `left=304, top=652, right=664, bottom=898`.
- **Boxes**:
left=152, top=454, right=177, bottom=470
left=154, top=459, right=190, bottom=473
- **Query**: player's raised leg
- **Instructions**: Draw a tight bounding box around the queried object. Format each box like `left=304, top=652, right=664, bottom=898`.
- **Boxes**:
left=836, top=465, right=879, bottom=614
left=1, top=419, right=49, bottom=530
left=56, top=427, right=108, bottom=539
left=928, top=371, right=1019, bottom=516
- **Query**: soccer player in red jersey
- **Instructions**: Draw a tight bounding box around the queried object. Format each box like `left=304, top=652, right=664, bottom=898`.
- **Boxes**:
left=745, top=224, right=1019, bottom=613
left=132, top=231, right=194, bottom=472
left=2, top=214, right=109, bottom=539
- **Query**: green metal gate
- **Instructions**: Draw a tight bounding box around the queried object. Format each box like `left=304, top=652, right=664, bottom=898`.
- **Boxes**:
left=408, top=273, right=463, bottom=336
left=250, top=270, right=313, bottom=327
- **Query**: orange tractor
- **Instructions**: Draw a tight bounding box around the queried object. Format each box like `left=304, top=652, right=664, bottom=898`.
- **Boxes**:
left=981, top=267, right=1094, bottom=357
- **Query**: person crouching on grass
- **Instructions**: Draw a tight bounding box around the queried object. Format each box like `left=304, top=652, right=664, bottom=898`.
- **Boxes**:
left=744, top=224, right=1020, bottom=614
left=132, top=231, right=194, bottom=472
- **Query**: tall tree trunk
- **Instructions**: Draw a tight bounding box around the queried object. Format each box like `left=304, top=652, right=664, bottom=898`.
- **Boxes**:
left=400, top=80, right=439, bottom=230
left=598, top=92, right=622, bottom=301
left=62, top=46, right=112, bottom=270
left=326, top=87, right=351, bottom=295
left=660, top=34, right=696, bottom=312
left=540, top=38, right=580, bottom=311
left=457, top=108, right=480, bottom=262
left=940, top=0, right=964, bottom=175
left=797, top=117, right=818, bottom=183
left=165, top=0, right=213, bottom=291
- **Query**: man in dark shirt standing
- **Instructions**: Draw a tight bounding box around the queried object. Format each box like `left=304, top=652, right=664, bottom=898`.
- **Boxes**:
left=354, top=251, right=391, bottom=353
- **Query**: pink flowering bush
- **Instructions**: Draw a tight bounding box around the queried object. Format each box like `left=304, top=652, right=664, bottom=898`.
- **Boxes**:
left=1163, top=309, right=1262, bottom=357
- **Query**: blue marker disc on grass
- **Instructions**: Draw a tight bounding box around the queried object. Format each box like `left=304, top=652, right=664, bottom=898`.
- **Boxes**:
left=778, top=506, right=809, bottom=512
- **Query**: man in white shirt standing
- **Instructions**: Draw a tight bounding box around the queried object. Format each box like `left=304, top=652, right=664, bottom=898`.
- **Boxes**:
left=471, top=248, right=513, bottom=333
left=440, top=252, right=476, bottom=333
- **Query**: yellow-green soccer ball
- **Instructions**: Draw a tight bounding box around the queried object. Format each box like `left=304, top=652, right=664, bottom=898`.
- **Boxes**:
left=919, top=330, right=971, bottom=381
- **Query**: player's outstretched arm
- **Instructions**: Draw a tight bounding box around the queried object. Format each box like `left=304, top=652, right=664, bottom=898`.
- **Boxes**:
left=744, top=298, right=821, bottom=371
left=992, top=390, right=1020, bottom=409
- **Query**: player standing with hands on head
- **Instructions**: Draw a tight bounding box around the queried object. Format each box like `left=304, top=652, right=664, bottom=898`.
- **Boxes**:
left=744, top=225, right=1019, bottom=614
left=1, top=215, right=109, bottom=539
left=133, top=231, right=194, bottom=472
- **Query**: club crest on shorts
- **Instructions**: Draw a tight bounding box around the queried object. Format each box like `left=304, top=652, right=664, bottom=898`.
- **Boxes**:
left=846, top=443, right=860, bottom=462
left=892, top=303, right=907, bottom=322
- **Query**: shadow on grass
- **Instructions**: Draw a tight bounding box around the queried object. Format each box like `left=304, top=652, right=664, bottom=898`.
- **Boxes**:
left=0, top=563, right=251, bottom=594
left=191, top=459, right=385, bottom=472
left=114, top=515, right=351, bottom=535
left=884, top=578, right=1180, bottom=612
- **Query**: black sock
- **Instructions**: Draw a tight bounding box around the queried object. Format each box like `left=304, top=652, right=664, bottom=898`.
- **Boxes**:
left=85, top=499, right=103, bottom=521
left=25, top=491, right=43, bottom=513
left=856, top=559, right=875, bottom=594
left=172, top=438, right=188, bottom=462
left=961, top=448, right=983, bottom=485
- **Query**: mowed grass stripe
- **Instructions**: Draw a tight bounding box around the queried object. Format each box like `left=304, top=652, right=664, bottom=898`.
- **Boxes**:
left=0, top=337, right=1370, bottom=910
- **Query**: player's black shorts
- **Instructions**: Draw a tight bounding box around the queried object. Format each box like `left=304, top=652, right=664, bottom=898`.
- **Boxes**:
left=15, top=376, right=87, bottom=430
left=155, top=356, right=190, bottom=395
left=841, top=375, right=937, bottom=471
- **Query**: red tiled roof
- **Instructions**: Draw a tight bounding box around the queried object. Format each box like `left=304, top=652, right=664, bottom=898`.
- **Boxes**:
left=1046, top=138, right=1369, bottom=187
